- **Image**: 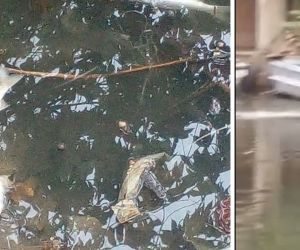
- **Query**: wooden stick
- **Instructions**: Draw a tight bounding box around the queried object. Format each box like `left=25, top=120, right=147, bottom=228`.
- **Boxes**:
left=5, top=57, right=203, bottom=80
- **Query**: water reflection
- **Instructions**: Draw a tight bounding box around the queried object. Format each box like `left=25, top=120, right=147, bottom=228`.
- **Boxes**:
left=0, top=0, right=230, bottom=249
left=237, top=96, right=300, bottom=249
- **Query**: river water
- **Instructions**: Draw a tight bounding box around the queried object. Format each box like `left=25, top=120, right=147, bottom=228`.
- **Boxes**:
left=0, top=0, right=230, bottom=249
left=236, top=95, right=300, bottom=249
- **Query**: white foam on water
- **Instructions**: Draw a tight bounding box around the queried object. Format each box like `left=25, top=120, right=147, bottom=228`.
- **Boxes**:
left=236, top=111, right=300, bottom=120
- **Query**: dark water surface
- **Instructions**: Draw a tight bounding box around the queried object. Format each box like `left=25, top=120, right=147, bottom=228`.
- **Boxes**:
left=237, top=96, right=300, bottom=250
left=0, top=1, right=230, bottom=249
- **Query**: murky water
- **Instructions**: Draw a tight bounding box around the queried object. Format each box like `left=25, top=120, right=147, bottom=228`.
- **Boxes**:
left=0, top=1, right=230, bottom=249
left=236, top=95, right=300, bottom=250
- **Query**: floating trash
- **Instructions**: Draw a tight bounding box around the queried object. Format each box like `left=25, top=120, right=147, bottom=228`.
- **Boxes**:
left=0, top=66, right=23, bottom=111
left=0, top=173, right=15, bottom=215
left=117, top=120, right=133, bottom=135
left=42, top=237, right=65, bottom=250
left=209, top=97, right=221, bottom=115
left=57, top=142, right=66, bottom=151
left=215, top=196, right=230, bottom=234
left=210, top=39, right=230, bottom=66
left=112, top=152, right=169, bottom=223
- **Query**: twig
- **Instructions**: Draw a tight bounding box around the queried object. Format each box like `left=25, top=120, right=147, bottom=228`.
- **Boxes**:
left=193, top=125, right=230, bottom=145
left=139, top=73, right=150, bottom=105
left=56, top=66, right=99, bottom=88
left=102, top=57, right=196, bottom=76
left=5, top=57, right=205, bottom=81
left=50, top=101, right=100, bottom=108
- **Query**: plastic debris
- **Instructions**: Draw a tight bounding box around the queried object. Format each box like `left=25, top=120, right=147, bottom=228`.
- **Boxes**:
left=112, top=152, right=169, bottom=223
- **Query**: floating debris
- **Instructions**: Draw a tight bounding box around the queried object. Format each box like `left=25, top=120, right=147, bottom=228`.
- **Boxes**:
left=112, top=152, right=169, bottom=223
left=215, top=196, right=230, bottom=234
left=0, top=66, right=23, bottom=111
left=111, top=199, right=142, bottom=224
left=57, top=142, right=66, bottom=151
left=209, top=97, right=221, bottom=115
left=9, top=178, right=36, bottom=203
left=42, top=237, right=64, bottom=250
left=0, top=174, right=15, bottom=215
left=210, top=39, right=230, bottom=66
left=117, top=120, right=133, bottom=135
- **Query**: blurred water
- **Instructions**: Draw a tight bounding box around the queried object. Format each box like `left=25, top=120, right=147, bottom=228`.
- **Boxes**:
left=0, top=1, right=230, bottom=249
left=236, top=95, right=300, bottom=250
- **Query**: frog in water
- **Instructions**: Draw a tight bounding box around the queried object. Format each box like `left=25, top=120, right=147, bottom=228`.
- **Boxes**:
left=112, top=152, right=170, bottom=223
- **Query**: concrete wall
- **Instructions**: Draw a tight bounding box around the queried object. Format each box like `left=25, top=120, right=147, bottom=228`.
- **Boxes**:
left=236, top=0, right=288, bottom=51
left=236, top=0, right=256, bottom=49
left=256, top=0, right=287, bottom=49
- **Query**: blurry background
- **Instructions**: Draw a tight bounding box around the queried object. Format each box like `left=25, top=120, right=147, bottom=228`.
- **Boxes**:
left=236, top=97, right=300, bottom=249
left=236, top=0, right=300, bottom=249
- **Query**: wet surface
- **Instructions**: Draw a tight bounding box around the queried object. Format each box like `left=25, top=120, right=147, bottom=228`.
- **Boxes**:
left=236, top=95, right=300, bottom=250
left=0, top=1, right=230, bottom=249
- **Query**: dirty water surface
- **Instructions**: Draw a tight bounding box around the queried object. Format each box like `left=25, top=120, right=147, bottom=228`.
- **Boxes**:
left=0, top=0, right=230, bottom=249
left=237, top=96, right=300, bottom=250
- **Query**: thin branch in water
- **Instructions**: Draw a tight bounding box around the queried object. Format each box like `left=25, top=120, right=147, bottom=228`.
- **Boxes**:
left=55, top=66, right=99, bottom=88
left=193, top=125, right=229, bottom=145
left=139, top=73, right=151, bottom=105
left=5, top=57, right=209, bottom=83
left=50, top=101, right=100, bottom=108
